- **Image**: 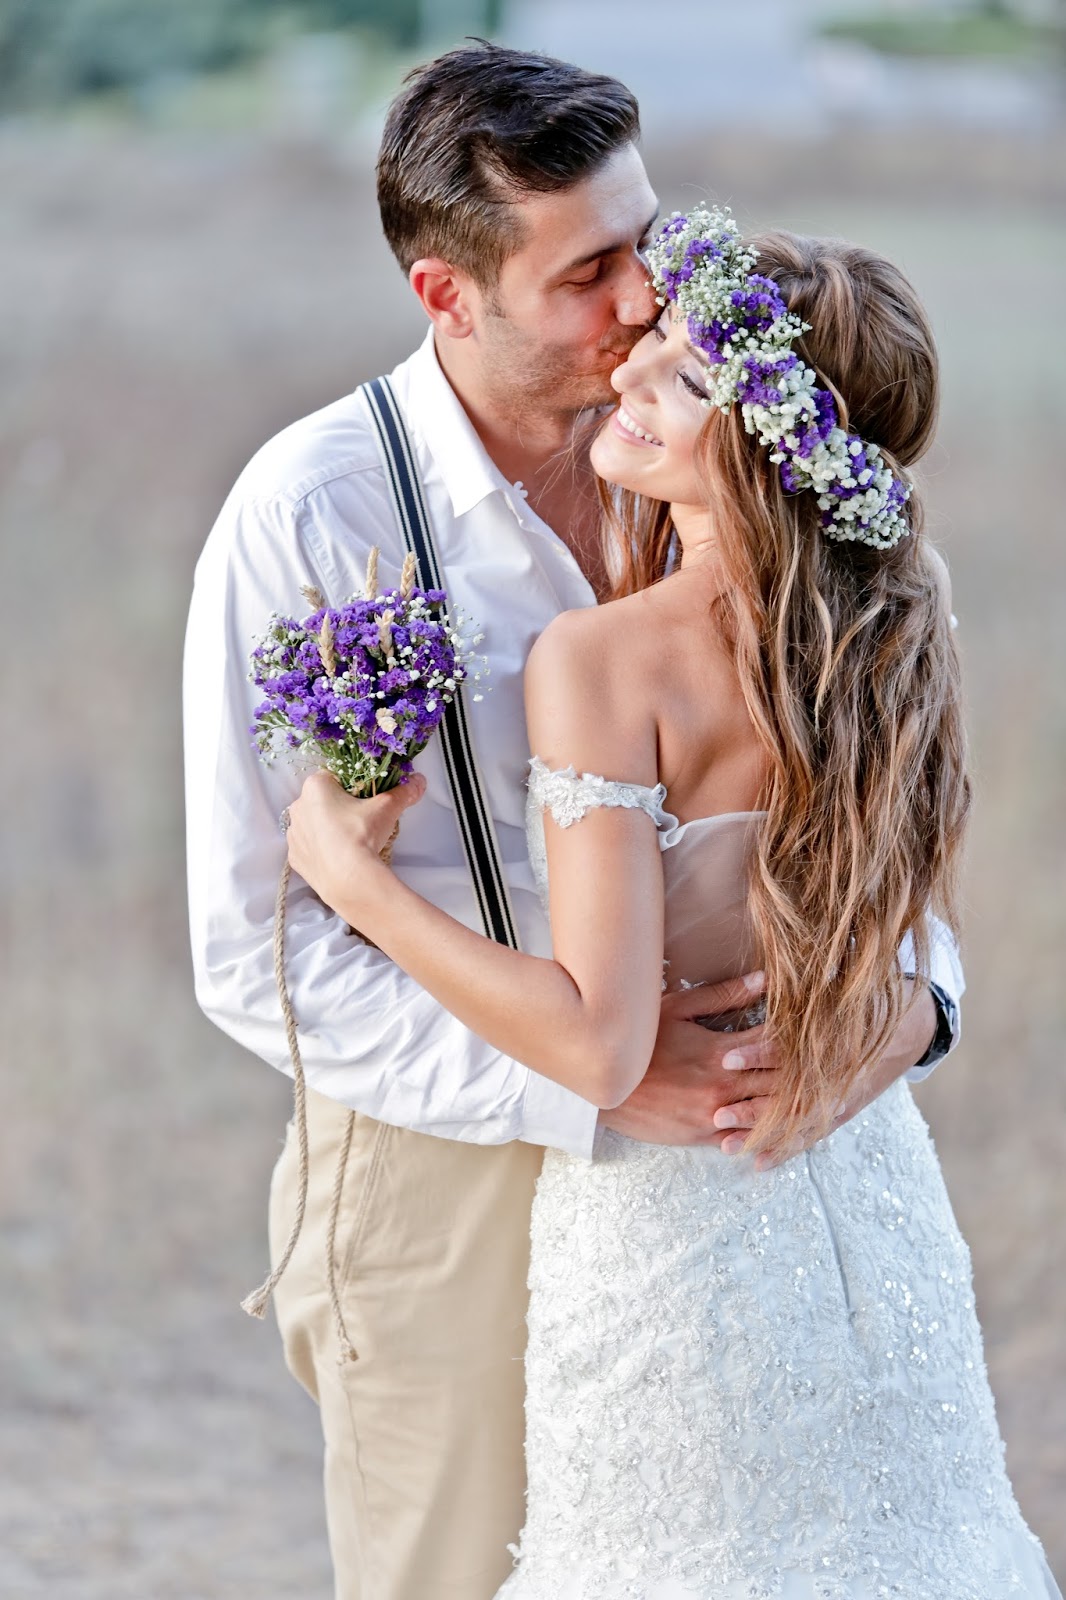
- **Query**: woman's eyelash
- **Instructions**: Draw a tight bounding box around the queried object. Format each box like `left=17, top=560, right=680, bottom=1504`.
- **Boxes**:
left=651, top=321, right=706, bottom=397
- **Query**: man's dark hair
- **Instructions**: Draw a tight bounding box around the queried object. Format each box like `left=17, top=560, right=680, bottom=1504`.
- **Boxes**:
left=377, top=40, right=641, bottom=287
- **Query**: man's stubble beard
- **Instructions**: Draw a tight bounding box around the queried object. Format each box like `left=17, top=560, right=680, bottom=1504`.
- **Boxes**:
left=481, top=304, right=642, bottom=425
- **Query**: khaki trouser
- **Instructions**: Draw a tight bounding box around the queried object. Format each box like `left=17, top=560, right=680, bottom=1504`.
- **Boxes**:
left=268, top=1084, right=546, bottom=1600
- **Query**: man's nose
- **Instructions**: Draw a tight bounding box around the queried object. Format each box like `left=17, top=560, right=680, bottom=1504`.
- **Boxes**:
left=614, top=253, right=659, bottom=328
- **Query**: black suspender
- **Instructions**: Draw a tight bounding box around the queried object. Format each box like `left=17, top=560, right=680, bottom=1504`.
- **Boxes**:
left=361, top=375, right=522, bottom=952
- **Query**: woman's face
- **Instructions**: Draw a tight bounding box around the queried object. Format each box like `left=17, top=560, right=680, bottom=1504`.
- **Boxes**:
left=589, top=304, right=712, bottom=507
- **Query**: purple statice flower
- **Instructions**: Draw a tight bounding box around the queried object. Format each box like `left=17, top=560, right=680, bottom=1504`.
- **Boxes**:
left=736, top=354, right=800, bottom=408
left=779, top=458, right=802, bottom=495
left=248, top=575, right=486, bottom=795
left=647, top=202, right=912, bottom=552
left=730, top=275, right=787, bottom=332
left=687, top=317, right=734, bottom=362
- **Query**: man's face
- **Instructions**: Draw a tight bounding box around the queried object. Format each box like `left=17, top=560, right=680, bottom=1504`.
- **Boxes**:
left=473, top=143, right=660, bottom=416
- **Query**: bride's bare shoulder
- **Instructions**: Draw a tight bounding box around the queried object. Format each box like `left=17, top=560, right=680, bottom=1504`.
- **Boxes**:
left=526, top=591, right=656, bottom=697
left=524, top=598, right=659, bottom=781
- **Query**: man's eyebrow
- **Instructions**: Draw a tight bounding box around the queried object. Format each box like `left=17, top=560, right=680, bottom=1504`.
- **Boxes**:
left=554, top=207, right=660, bottom=277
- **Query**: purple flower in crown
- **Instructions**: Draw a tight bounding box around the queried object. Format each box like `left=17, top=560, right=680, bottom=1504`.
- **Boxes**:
left=730, top=275, right=788, bottom=332
left=737, top=354, right=801, bottom=409
left=248, top=551, right=488, bottom=798
left=687, top=317, right=733, bottom=363
left=779, top=458, right=802, bottom=495
left=792, top=387, right=839, bottom=456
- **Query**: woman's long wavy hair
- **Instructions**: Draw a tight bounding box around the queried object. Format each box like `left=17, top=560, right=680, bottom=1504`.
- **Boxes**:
left=601, top=231, right=971, bottom=1152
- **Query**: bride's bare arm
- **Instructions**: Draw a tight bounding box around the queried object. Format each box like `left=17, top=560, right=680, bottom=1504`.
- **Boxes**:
left=283, top=611, right=666, bottom=1111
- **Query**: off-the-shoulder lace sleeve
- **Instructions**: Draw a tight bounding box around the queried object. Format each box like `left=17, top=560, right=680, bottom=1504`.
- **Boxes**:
left=527, top=756, right=675, bottom=831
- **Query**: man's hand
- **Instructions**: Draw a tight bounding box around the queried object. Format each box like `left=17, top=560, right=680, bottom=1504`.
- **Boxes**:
left=713, top=979, right=937, bottom=1170
left=598, top=971, right=777, bottom=1146
left=602, top=975, right=937, bottom=1165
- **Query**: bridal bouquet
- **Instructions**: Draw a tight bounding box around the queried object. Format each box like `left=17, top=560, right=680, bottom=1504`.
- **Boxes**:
left=249, top=548, right=485, bottom=809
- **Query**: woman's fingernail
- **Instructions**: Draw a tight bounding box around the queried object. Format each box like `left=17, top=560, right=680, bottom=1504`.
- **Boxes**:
left=722, top=1050, right=745, bottom=1070
left=721, top=1134, right=745, bottom=1156
left=746, top=970, right=765, bottom=991
left=714, top=1109, right=739, bottom=1129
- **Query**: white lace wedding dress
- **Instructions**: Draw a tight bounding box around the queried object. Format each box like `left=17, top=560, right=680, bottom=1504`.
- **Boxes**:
left=496, top=761, right=1060, bottom=1600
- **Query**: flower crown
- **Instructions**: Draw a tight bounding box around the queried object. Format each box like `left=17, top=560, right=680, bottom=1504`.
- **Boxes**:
left=645, top=205, right=911, bottom=551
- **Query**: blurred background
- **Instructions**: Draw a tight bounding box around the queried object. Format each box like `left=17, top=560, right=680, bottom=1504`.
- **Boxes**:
left=1, top=0, right=1063, bottom=1594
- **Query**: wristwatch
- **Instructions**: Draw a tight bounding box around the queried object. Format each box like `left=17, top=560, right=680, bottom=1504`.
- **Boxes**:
left=912, top=979, right=957, bottom=1071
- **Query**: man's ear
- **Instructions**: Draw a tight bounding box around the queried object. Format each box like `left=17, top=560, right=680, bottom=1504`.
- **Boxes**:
left=408, top=258, right=478, bottom=338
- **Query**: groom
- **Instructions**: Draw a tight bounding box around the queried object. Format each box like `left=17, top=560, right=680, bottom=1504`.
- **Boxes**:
left=183, top=40, right=962, bottom=1600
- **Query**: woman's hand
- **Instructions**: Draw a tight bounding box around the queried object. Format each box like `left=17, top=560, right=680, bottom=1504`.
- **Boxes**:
left=285, top=769, right=426, bottom=918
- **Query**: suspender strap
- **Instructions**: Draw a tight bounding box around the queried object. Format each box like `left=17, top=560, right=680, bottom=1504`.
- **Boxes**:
left=362, top=375, right=522, bottom=952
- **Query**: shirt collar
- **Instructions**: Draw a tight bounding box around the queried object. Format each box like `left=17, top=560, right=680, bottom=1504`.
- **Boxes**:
left=396, top=328, right=507, bottom=520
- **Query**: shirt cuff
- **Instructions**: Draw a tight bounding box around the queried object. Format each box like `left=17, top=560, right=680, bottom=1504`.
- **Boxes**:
left=905, top=1061, right=937, bottom=1085
left=519, top=1067, right=599, bottom=1159
left=904, top=979, right=961, bottom=1084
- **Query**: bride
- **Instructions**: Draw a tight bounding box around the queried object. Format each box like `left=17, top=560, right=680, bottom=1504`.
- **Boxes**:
left=284, top=207, right=1059, bottom=1597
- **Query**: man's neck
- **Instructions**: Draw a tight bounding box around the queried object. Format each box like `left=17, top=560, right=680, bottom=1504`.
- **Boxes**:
left=434, top=335, right=611, bottom=597
left=434, top=334, right=579, bottom=488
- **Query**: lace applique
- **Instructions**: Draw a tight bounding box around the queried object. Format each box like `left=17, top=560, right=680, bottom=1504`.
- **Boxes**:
left=524, top=758, right=677, bottom=913
left=527, top=756, right=675, bottom=832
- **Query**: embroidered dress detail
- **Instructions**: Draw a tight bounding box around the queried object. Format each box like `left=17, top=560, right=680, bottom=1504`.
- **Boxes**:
left=526, top=756, right=676, bottom=833
left=499, top=757, right=1060, bottom=1600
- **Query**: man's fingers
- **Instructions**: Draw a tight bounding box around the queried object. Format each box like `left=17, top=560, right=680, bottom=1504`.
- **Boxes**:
left=720, top=1035, right=776, bottom=1072
left=666, top=970, right=764, bottom=1021
left=713, top=1095, right=772, bottom=1132
left=718, top=1131, right=796, bottom=1167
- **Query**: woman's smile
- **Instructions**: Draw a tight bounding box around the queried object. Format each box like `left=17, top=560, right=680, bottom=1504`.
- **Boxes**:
left=611, top=402, right=664, bottom=448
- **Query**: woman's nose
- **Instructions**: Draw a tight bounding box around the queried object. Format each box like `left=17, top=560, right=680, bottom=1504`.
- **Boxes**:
left=611, top=328, right=657, bottom=397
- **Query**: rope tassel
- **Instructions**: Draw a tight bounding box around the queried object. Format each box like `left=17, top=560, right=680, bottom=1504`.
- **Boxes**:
left=240, top=859, right=361, bottom=1363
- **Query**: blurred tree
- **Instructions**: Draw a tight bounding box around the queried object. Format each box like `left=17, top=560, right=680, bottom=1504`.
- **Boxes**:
left=298, top=0, right=500, bottom=50
left=819, top=0, right=1055, bottom=59
left=0, top=0, right=265, bottom=107
left=0, top=0, right=502, bottom=110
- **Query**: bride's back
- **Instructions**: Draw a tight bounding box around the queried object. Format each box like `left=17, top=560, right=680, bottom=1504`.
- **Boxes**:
left=594, top=572, right=768, bottom=991
left=600, top=569, right=767, bottom=827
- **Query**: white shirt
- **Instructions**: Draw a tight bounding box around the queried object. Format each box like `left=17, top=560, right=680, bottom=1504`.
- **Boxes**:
left=183, top=330, right=962, bottom=1163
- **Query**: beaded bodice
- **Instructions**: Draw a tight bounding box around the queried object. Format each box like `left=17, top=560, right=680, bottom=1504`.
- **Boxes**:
left=498, top=762, right=1047, bottom=1600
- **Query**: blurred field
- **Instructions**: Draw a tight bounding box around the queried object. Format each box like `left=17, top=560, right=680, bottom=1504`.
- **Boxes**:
left=0, top=121, right=1063, bottom=1596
